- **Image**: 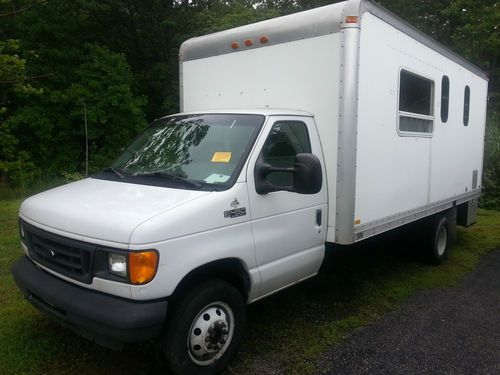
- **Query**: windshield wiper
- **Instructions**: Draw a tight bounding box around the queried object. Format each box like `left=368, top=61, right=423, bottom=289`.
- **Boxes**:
left=134, top=172, right=202, bottom=188
left=104, top=167, right=125, bottom=180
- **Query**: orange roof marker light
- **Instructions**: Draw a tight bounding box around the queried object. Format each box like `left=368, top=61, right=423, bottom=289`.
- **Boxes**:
left=345, top=16, right=359, bottom=24
left=244, top=39, right=254, bottom=47
left=231, top=42, right=240, bottom=50
left=259, top=36, right=269, bottom=44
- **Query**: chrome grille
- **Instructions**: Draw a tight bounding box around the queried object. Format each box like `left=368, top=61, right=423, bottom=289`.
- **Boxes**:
left=21, top=220, right=95, bottom=284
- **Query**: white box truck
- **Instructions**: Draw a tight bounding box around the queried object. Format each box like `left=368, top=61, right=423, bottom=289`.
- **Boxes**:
left=12, top=0, right=488, bottom=374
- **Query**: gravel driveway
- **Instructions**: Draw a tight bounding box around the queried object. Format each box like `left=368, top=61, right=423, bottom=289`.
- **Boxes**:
left=316, top=249, right=500, bottom=375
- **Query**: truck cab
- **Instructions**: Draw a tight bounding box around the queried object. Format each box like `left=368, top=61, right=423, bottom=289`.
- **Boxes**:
left=13, top=109, right=326, bottom=374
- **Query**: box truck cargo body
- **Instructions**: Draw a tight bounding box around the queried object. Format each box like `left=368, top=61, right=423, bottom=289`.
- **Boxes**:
left=12, top=1, right=488, bottom=374
left=180, top=1, right=487, bottom=245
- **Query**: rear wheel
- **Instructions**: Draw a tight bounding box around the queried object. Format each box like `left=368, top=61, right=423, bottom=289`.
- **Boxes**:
left=158, top=280, right=246, bottom=375
left=426, top=215, right=449, bottom=264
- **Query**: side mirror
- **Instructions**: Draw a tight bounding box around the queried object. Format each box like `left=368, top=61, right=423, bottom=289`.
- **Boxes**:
left=293, top=153, right=322, bottom=194
left=254, top=162, right=277, bottom=195
left=254, top=153, right=323, bottom=195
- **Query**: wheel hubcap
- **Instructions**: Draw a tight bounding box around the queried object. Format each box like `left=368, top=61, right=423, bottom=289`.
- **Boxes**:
left=188, top=302, right=234, bottom=366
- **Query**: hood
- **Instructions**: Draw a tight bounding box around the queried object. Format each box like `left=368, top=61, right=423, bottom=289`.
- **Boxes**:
left=20, top=178, right=211, bottom=244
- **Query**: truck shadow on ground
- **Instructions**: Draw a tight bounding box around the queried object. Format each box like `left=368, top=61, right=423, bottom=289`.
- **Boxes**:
left=248, top=222, right=428, bottom=322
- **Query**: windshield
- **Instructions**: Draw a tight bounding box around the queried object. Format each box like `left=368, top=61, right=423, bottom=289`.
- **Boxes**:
left=95, top=114, right=265, bottom=190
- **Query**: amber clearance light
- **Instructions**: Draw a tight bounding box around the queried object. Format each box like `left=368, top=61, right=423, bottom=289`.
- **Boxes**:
left=129, top=250, right=159, bottom=285
left=345, top=16, right=359, bottom=24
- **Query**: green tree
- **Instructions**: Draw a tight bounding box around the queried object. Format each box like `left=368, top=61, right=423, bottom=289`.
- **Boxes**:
left=0, top=39, right=42, bottom=186
left=5, top=43, right=147, bottom=176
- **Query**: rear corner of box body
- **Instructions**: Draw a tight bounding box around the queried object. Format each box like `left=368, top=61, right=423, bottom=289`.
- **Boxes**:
left=332, top=0, right=364, bottom=245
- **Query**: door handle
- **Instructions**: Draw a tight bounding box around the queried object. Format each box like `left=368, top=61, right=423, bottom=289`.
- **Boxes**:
left=316, top=209, right=322, bottom=226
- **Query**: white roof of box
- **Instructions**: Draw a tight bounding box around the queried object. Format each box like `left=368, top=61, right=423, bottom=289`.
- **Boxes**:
left=180, top=0, right=487, bottom=80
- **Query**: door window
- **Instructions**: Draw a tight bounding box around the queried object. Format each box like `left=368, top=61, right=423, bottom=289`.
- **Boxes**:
left=261, top=121, right=311, bottom=186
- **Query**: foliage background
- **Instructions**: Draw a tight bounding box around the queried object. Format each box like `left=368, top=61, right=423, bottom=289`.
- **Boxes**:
left=0, top=0, right=498, bottom=207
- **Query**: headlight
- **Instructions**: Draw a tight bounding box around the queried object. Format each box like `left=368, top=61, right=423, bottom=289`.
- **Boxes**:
left=106, top=250, right=158, bottom=284
left=108, top=253, right=127, bottom=278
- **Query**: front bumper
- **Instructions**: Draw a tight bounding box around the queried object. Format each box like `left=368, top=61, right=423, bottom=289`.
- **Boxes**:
left=12, top=256, right=168, bottom=350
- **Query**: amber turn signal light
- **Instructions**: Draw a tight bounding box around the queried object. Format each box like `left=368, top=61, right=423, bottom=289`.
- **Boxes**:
left=129, top=250, right=159, bottom=285
left=345, top=16, right=359, bottom=24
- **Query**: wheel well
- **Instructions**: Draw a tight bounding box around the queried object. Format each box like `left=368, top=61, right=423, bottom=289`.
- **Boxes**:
left=171, top=259, right=251, bottom=302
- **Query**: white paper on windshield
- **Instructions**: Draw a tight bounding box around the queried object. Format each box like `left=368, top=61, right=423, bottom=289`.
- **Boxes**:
left=204, top=174, right=230, bottom=184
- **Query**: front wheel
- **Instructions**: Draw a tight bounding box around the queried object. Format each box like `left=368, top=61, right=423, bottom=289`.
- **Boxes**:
left=158, top=280, right=246, bottom=375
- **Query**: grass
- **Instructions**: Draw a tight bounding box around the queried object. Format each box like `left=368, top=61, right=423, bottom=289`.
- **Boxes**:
left=0, top=176, right=69, bottom=201
left=0, top=199, right=499, bottom=374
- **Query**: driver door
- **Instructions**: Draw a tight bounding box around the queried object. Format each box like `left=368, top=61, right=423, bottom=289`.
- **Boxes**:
left=246, top=116, right=327, bottom=299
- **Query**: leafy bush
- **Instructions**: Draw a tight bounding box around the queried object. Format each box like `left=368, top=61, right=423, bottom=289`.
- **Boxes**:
left=0, top=152, right=40, bottom=188
left=61, top=171, right=84, bottom=182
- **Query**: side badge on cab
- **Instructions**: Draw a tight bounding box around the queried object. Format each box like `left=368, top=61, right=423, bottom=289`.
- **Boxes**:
left=224, top=198, right=246, bottom=218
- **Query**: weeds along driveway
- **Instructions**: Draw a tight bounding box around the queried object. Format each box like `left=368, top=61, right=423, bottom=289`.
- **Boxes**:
left=316, top=248, right=500, bottom=375
left=1, top=199, right=500, bottom=375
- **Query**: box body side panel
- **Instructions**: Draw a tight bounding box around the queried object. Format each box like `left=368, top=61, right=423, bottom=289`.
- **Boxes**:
left=354, top=13, right=487, bottom=231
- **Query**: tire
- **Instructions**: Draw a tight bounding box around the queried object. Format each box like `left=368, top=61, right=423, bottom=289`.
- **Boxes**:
left=158, top=279, right=246, bottom=375
left=426, top=215, right=449, bottom=265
